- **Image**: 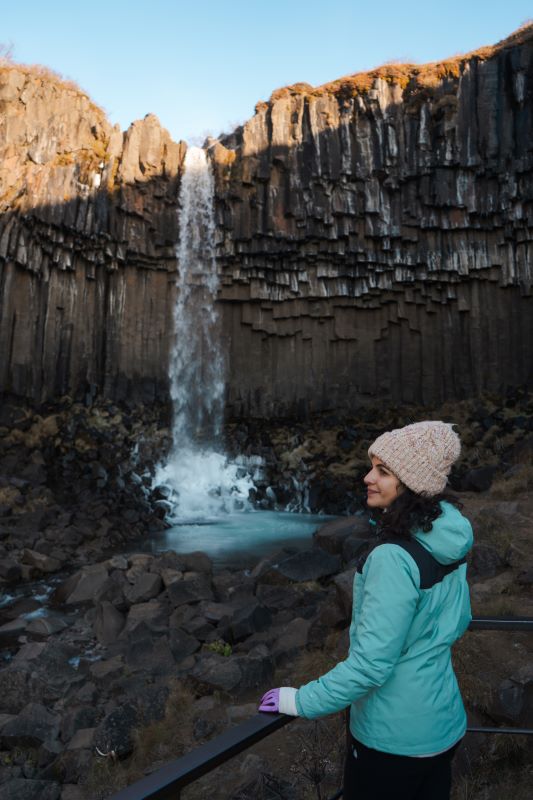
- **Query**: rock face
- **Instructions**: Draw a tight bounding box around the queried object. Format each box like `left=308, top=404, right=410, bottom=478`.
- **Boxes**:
left=0, top=66, right=186, bottom=404
left=1, top=28, right=533, bottom=413
left=212, top=27, right=533, bottom=415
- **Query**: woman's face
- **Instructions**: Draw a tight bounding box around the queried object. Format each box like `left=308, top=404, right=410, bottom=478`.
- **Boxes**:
left=364, top=455, right=404, bottom=509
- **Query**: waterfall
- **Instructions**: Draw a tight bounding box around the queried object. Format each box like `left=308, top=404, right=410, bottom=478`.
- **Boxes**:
left=153, top=147, right=254, bottom=520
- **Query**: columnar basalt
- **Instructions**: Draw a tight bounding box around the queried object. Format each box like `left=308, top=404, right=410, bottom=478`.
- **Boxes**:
left=0, top=66, right=186, bottom=404
left=212, top=27, right=533, bottom=416
left=1, top=28, right=533, bottom=415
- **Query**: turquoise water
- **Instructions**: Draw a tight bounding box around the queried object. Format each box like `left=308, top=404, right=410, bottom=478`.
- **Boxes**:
left=146, top=511, right=335, bottom=568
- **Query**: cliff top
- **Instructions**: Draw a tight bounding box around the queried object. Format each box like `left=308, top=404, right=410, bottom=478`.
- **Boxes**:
left=267, top=22, right=533, bottom=105
left=0, top=56, right=106, bottom=118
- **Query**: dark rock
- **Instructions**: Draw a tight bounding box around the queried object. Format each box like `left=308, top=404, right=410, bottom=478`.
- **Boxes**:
left=21, top=549, right=62, bottom=573
left=124, top=571, right=162, bottom=604
left=0, top=668, right=32, bottom=714
left=181, top=615, right=216, bottom=642
left=60, top=707, right=98, bottom=744
left=0, top=702, right=60, bottom=748
left=134, top=684, right=170, bottom=725
left=308, top=597, right=347, bottom=648
left=260, top=549, right=341, bottom=584
left=233, top=648, right=274, bottom=688
left=94, top=703, right=139, bottom=758
left=176, top=551, right=213, bottom=574
left=255, top=584, right=301, bottom=611
left=0, top=779, right=61, bottom=800
left=63, top=566, right=109, bottom=605
left=93, top=600, right=126, bottom=644
left=193, top=717, right=216, bottom=740
left=462, top=466, right=497, bottom=492
left=333, top=567, right=357, bottom=619
left=169, top=628, right=201, bottom=662
left=342, top=535, right=372, bottom=564
left=123, top=600, right=168, bottom=635
left=272, top=618, right=311, bottom=663
left=0, top=557, right=22, bottom=583
left=125, top=633, right=175, bottom=675
left=226, top=603, right=272, bottom=643
left=468, top=544, right=505, bottom=579
left=167, top=574, right=214, bottom=607
left=25, top=616, right=68, bottom=638
left=314, top=515, right=371, bottom=555
left=190, top=654, right=242, bottom=693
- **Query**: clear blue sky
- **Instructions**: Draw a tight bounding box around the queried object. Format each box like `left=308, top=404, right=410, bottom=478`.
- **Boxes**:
left=2, top=1, right=531, bottom=144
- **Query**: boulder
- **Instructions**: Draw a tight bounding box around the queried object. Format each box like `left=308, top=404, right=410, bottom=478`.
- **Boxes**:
left=64, top=565, right=109, bottom=605
left=272, top=618, right=311, bottom=662
left=260, top=549, right=341, bottom=584
left=175, top=551, right=213, bottom=574
left=314, top=516, right=371, bottom=555
left=123, top=600, right=168, bottom=635
left=342, top=535, right=371, bottom=564
left=125, top=633, right=175, bottom=675
left=25, top=616, right=68, bottom=637
left=66, top=728, right=95, bottom=750
left=0, top=557, right=22, bottom=582
left=255, top=584, right=301, bottom=611
left=468, top=543, right=505, bottom=579
left=225, top=603, right=272, bottom=643
left=124, top=571, right=162, bottom=604
left=60, top=706, right=98, bottom=743
left=169, top=628, right=201, bottom=662
left=462, top=466, right=497, bottom=492
left=167, top=573, right=214, bottom=607
left=233, top=648, right=274, bottom=688
left=190, top=654, right=242, bottom=693
left=21, top=549, right=62, bottom=573
left=0, top=702, right=60, bottom=748
left=94, top=703, right=139, bottom=758
left=333, top=567, right=357, bottom=618
left=93, top=600, right=126, bottom=644
left=0, top=667, right=33, bottom=714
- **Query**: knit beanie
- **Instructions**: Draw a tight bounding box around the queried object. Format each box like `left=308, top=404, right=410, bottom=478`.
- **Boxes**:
left=368, top=421, right=461, bottom=497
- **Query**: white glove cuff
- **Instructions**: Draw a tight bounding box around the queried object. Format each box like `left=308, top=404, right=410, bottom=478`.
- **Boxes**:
left=278, top=687, right=299, bottom=716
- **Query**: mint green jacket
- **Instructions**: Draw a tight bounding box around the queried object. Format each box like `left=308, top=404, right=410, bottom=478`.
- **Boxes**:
left=295, top=502, right=473, bottom=755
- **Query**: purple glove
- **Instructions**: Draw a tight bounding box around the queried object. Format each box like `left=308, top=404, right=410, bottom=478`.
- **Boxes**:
left=258, top=688, right=279, bottom=713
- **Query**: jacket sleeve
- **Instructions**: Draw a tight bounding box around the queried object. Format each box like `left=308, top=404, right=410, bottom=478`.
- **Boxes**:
left=295, top=544, right=420, bottom=718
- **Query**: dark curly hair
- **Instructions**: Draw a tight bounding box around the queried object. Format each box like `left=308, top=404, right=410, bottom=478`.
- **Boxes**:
left=371, top=488, right=463, bottom=541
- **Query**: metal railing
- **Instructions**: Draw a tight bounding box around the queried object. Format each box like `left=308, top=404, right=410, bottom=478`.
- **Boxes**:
left=109, top=617, right=533, bottom=800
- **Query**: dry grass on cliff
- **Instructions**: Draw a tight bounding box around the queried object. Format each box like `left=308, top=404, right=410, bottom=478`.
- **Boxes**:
left=270, top=21, right=533, bottom=105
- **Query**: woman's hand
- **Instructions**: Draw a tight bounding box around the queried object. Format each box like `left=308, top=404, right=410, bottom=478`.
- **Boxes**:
left=258, top=687, right=299, bottom=715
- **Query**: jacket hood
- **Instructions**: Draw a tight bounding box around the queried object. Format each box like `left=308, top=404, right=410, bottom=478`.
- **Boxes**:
left=413, top=501, right=473, bottom=564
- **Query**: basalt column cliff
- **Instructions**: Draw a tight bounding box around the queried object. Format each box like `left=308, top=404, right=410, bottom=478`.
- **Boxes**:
left=0, top=68, right=186, bottom=404
left=1, top=27, right=533, bottom=415
left=212, top=27, right=533, bottom=416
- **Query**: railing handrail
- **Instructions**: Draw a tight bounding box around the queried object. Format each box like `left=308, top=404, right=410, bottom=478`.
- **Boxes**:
left=107, top=616, right=533, bottom=800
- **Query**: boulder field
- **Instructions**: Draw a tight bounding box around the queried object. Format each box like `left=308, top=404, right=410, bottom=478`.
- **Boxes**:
left=0, top=393, right=532, bottom=798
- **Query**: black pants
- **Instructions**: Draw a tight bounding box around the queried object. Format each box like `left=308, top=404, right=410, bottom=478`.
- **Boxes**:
left=343, top=735, right=460, bottom=800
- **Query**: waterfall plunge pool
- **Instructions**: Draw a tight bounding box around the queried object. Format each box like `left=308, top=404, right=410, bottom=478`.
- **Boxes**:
left=143, top=511, right=336, bottom=569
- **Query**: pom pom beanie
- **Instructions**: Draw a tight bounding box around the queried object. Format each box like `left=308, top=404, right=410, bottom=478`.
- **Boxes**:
left=368, top=421, right=461, bottom=497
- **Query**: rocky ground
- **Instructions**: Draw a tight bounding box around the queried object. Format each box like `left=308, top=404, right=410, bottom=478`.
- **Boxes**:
left=0, top=391, right=532, bottom=799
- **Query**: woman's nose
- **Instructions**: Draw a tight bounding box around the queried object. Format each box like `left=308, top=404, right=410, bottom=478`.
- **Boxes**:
left=364, top=469, right=374, bottom=485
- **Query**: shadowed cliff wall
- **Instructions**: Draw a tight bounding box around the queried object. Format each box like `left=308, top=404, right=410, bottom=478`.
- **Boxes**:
left=212, top=27, right=533, bottom=415
left=1, top=29, right=532, bottom=415
left=0, top=66, right=186, bottom=403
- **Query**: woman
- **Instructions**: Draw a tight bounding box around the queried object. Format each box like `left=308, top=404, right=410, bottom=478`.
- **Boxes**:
left=258, top=420, right=473, bottom=800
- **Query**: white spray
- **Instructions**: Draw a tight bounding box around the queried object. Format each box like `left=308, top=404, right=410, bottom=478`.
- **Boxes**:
left=154, top=147, right=254, bottom=520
